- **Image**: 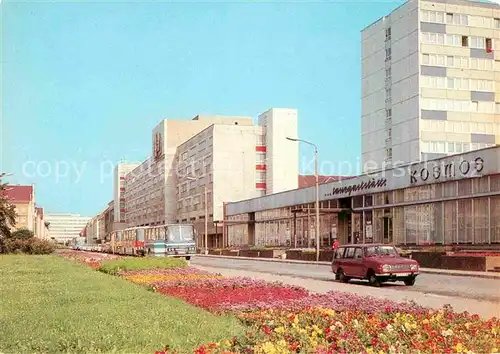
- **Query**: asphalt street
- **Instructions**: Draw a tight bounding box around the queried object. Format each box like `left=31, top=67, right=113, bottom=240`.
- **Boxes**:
left=191, top=256, right=500, bottom=303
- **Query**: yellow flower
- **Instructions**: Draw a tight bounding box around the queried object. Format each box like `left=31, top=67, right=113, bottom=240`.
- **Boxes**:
left=493, top=327, right=498, bottom=335
left=379, top=351, right=386, bottom=354
left=366, top=348, right=374, bottom=354
left=491, top=348, right=498, bottom=353
left=259, top=341, right=277, bottom=354
left=456, top=343, right=463, bottom=353
left=422, top=319, right=429, bottom=325
left=224, top=340, right=232, bottom=347
left=274, top=326, right=285, bottom=334
left=276, top=340, right=287, bottom=348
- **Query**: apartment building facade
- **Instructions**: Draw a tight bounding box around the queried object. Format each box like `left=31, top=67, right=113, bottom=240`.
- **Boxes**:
left=113, top=163, right=139, bottom=223
left=119, top=109, right=299, bottom=247
left=362, top=0, right=500, bottom=172
left=175, top=124, right=261, bottom=246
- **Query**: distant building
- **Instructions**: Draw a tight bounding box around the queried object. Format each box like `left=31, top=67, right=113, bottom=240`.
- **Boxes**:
left=113, top=163, right=139, bottom=223
left=44, top=213, right=91, bottom=243
left=298, top=175, right=352, bottom=189
left=3, top=185, right=36, bottom=232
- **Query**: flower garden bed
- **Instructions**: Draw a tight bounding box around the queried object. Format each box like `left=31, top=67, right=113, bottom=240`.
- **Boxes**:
left=59, top=251, right=500, bottom=354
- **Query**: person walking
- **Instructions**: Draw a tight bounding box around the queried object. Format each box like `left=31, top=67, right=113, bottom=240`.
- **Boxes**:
left=332, top=238, right=339, bottom=249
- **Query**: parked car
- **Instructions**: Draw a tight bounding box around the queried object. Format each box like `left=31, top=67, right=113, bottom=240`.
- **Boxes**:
left=331, top=244, right=420, bottom=286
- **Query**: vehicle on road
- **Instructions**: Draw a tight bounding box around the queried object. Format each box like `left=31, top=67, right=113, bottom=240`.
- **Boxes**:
left=109, top=224, right=196, bottom=260
left=331, top=244, right=420, bottom=286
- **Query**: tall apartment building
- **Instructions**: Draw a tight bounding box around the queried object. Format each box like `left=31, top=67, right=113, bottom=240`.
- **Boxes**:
left=362, top=0, right=500, bottom=172
left=124, top=109, right=299, bottom=247
left=176, top=124, right=261, bottom=244
left=45, top=213, right=91, bottom=243
left=113, top=163, right=139, bottom=223
left=258, top=108, right=299, bottom=195
left=125, top=115, right=257, bottom=227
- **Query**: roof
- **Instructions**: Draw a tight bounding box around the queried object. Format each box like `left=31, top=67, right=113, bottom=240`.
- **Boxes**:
left=3, top=185, right=34, bottom=203
left=298, top=175, right=354, bottom=189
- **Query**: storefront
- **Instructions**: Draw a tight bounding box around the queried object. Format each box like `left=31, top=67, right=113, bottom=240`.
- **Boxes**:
left=225, top=147, right=500, bottom=247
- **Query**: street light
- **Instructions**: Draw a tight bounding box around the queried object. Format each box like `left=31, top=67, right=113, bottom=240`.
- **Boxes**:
left=186, top=175, right=208, bottom=255
left=286, top=137, right=320, bottom=262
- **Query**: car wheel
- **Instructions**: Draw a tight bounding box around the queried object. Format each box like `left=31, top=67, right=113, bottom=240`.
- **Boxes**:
left=336, top=269, right=349, bottom=283
left=404, top=277, right=416, bottom=286
left=368, top=273, right=381, bottom=287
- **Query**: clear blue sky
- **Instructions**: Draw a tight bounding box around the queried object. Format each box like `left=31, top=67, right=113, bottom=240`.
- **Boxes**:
left=2, top=0, right=402, bottom=216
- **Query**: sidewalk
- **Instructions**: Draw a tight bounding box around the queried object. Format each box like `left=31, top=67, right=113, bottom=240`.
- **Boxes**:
left=195, top=254, right=500, bottom=280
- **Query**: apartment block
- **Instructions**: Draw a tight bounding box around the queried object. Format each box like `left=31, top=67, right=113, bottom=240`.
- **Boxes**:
left=175, top=124, right=260, bottom=244
left=362, top=0, right=500, bottom=172
left=113, top=163, right=139, bottom=223
left=125, top=115, right=255, bottom=227
left=258, top=108, right=299, bottom=195
left=120, top=109, right=299, bottom=247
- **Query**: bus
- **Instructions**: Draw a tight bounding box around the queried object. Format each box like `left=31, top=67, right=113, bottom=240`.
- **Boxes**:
left=110, top=224, right=196, bottom=260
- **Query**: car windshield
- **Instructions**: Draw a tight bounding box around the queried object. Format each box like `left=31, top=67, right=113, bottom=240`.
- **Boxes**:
left=365, top=246, right=398, bottom=257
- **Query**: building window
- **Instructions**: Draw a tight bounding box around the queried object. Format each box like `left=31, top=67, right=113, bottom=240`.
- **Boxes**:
left=486, top=38, right=493, bottom=52
left=495, top=18, right=500, bottom=29
left=385, top=148, right=392, bottom=159
left=446, top=13, right=453, bottom=24
left=422, top=54, right=429, bottom=65
left=461, top=36, right=468, bottom=47
left=385, top=109, right=392, bottom=118
left=496, top=103, right=500, bottom=114
left=385, top=48, right=391, bottom=61
left=385, top=27, right=391, bottom=41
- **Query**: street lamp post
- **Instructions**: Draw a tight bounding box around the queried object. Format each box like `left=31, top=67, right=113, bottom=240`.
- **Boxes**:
left=187, top=176, right=208, bottom=255
left=286, top=137, right=320, bottom=262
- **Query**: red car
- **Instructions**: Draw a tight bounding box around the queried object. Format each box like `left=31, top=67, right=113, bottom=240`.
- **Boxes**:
left=331, top=244, right=419, bottom=286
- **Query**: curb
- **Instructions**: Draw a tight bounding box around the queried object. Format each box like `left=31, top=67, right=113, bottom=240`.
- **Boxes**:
left=194, top=254, right=500, bottom=280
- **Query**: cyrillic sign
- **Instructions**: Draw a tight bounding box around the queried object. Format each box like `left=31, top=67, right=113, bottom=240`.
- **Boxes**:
left=410, top=156, right=484, bottom=184
left=327, top=178, right=387, bottom=197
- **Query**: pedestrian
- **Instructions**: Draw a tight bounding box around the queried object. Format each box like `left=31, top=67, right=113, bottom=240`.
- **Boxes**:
left=332, top=238, right=339, bottom=249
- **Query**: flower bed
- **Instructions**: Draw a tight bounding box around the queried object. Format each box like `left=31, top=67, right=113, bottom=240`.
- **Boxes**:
left=59, top=251, right=500, bottom=354
left=187, top=307, right=500, bottom=354
left=58, top=250, right=120, bottom=269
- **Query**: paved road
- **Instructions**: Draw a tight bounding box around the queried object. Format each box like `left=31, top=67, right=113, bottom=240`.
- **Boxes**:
left=191, top=256, right=500, bottom=303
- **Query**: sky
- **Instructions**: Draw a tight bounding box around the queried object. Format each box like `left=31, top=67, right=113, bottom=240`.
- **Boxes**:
left=1, top=0, right=403, bottom=216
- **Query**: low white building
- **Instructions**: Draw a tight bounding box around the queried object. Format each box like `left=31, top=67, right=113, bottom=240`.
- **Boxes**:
left=45, top=213, right=91, bottom=244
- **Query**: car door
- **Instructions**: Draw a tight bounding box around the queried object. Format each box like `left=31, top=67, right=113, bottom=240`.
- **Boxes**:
left=351, top=247, right=365, bottom=278
left=332, top=247, right=344, bottom=273
left=342, top=247, right=356, bottom=276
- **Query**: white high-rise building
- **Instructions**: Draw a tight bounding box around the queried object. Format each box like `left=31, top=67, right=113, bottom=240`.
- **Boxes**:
left=113, top=163, right=140, bottom=223
left=258, top=108, right=299, bottom=195
left=45, top=213, right=91, bottom=243
left=362, top=0, right=499, bottom=173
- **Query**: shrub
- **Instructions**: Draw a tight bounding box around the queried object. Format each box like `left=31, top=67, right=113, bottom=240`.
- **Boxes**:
left=3, top=238, right=55, bottom=255
left=98, top=257, right=187, bottom=275
left=9, top=228, right=34, bottom=240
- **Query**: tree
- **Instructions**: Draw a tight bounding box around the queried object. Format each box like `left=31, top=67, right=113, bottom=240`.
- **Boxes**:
left=0, top=173, right=17, bottom=239
left=0, top=173, right=17, bottom=253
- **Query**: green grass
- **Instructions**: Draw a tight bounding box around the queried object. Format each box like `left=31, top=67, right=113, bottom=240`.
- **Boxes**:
left=0, top=255, right=244, bottom=353
left=98, top=257, right=188, bottom=275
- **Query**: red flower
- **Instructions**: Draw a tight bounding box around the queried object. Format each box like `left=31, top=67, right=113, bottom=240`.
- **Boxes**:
left=263, top=325, right=271, bottom=335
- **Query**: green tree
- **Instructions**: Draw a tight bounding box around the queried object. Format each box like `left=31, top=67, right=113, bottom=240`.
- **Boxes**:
left=10, top=228, right=34, bottom=240
left=0, top=173, right=17, bottom=238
